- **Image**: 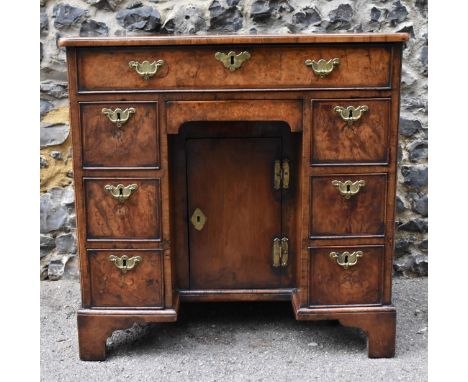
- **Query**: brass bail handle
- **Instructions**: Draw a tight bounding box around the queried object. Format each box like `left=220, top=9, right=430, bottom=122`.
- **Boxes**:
left=305, top=58, right=340, bottom=78
left=128, top=60, right=165, bottom=80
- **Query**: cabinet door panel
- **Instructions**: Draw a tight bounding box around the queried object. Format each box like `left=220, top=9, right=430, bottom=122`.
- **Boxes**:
left=187, top=137, right=289, bottom=289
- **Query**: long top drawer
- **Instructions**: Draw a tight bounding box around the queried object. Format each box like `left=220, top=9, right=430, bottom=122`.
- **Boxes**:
left=76, top=44, right=393, bottom=92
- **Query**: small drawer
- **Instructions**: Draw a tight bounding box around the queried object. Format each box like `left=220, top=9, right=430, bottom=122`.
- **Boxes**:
left=309, top=246, right=383, bottom=306
left=81, top=101, right=159, bottom=168
left=77, top=45, right=391, bottom=91
left=84, top=178, right=161, bottom=240
left=89, top=250, right=163, bottom=308
left=309, top=174, right=386, bottom=238
left=311, top=99, right=390, bottom=165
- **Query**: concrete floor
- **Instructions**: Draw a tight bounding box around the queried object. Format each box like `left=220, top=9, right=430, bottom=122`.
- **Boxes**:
left=40, top=277, right=427, bottom=382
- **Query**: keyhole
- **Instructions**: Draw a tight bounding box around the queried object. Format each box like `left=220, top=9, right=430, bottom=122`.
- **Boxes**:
left=197, top=215, right=201, bottom=223
left=230, top=56, right=235, bottom=65
left=119, top=188, right=123, bottom=196
left=122, top=259, right=127, bottom=267
left=346, top=184, right=351, bottom=192
left=344, top=255, right=349, bottom=264
left=348, top=109, right=353, bottom=118
left=116, top=111, right=121, bottom=121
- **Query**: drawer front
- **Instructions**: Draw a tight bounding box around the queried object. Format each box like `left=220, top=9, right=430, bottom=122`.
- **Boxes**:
left=77, top=45, right=391, bottom=91
left=84, top=178, right=161, bottom=240
left=81, top=102, right=159, bottom=168
left=309, top=246, right=383, bottom=306
left=310, top=174, right=386, bottom=238
left=89, top=250, right=163, bottom=308
left=311, top=99, right=390, bottom=165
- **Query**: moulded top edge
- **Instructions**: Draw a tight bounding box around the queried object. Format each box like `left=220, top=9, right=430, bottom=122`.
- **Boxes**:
left=58, top=33, right=409, bottom=48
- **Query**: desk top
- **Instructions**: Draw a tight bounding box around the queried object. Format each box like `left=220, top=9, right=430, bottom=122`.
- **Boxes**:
left=59, top=33, right=409, bottom=48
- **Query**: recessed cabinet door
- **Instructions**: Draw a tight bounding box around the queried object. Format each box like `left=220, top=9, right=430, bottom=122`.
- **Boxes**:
left=186, top=137, right=288, bottom=290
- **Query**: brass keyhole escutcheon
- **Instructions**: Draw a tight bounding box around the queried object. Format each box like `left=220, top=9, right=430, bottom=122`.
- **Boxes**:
left=331, top=180, right=366, bottom=199
left=190, top=208, right=207, bottom=231
left=101, top=107, right=136, bottom=128
left=329, top=251, right=363, bottom=269
left=104, top=184, right=138, bottom=202
left=334, top=105, right=369, bottom=126
left=214, top=51, right=251, bottom=71
left=108, top=255, right=142, bottom=274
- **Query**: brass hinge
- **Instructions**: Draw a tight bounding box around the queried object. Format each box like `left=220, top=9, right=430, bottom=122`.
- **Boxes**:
left=273, top=236, right=289, bottom=267
left=273, top=159, right=290, bottom=190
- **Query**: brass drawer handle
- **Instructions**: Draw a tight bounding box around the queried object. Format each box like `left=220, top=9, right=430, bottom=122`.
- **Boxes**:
left=304, top=58, right=340, bottom=78
left=104, top=184, right=138, bottom=202
left=215, top=51, right=251, bottom=71
left=109, top=255, right=142, bottom=274
left=101, top=107, right=135, bottom=128
left=334, top=105, right=368, bottom=125
left=128, top=60, right=164, bottom=80
left=332, top=180, right=366, bottom=199
left=330, top=251, right=363, bottom=269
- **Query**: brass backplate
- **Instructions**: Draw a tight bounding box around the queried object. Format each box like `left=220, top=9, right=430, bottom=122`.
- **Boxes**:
left=190, top=208, right=207, bottom=231
left=108, top=255, right=142, bottom=274
left=304, top=58, right=340, bottom=78
left=329, top=251, right=363, bottom=269
left=214, top=51, right=251, bottom=71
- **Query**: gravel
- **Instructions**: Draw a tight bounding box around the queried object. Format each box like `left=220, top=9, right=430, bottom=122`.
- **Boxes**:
left=41, top=277, right=427, bottom=381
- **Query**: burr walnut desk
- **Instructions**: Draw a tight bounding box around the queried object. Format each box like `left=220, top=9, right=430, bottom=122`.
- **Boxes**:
left=59, top=33, right=408, bottom=361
